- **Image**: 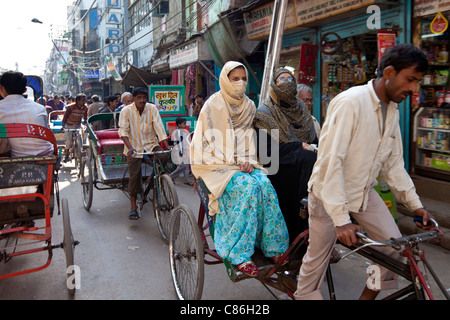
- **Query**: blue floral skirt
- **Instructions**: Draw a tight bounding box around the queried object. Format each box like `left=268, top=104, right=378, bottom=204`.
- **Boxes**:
left=214, top=169, right=289, bottom=265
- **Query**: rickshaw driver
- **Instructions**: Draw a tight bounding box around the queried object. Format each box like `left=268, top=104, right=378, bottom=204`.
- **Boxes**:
left=61, top=94, right=88, bottom=162
left=118, top=87, right=170, bottom=220
left=294, top=44, right=432, bottom=300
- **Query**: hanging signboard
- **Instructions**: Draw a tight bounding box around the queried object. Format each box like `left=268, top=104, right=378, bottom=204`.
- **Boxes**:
left=243, top=0, right=298, bottom=40
left=149, top=85, right=185, bottom=114
left=105, top=56, right=122, bottom=81
left=84, top=70, right=100, bottom=79
left=298, top=44, right=318, bottom=84
left=377, top=30, right=396, bottom=64
left=169, top=38, right=212, bottom=69
left=294, top=0, right=375, bottom=25
left=244, top=0, right=377, bottom=40
left=414, top=0, right=450, bottom=17
left=106, top=0, right=122, bottom=54
left=430, top=11, right=449, bottom=33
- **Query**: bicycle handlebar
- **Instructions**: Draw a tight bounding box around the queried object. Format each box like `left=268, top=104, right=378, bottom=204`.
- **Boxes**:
left=356, top=218, right=439, bottom=247
left=64, top=128, right=82, bottom=132
left=133, top=149, right=172, bottom=157
left=340, top=218, right=441, bottom=260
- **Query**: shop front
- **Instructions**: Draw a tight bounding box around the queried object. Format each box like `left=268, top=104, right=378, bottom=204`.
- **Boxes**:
left=411, top=0, right=450, bottom=182
left=169, top=36, right=216, bottom=117
left=243, top=0, right=413, bottom=166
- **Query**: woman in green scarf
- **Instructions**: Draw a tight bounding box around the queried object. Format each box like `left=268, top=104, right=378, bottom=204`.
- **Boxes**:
left=254, top=68, right=318, bottom=242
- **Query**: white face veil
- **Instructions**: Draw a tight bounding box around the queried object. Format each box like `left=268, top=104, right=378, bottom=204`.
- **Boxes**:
left=190, top=61, right=265, bottom=216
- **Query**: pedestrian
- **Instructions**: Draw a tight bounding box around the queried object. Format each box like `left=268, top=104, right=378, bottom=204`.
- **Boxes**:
left=294, top=44, right=433, bottom=300
left=190, top=61, right=289, bottom=277
left=116, top=92, right=132, bottom=112
left=193, top=93, right=206, bottom=118
left=169, top=117, right=193, bottom=186
left=0, top=71, right=54, bottom=157
left=47, top=94, right=66, bottom=119
left=62, top=93, right=88, bottom=162
left=47, top=94, right=65, bottom=112
left=114, top=92, right=123, bottom=107
left=100, top=95, right=119, bottom=129
left=297, top=83, right=321, bottom=139
left=87, top=95, right=104, bottom=131
left=118, top=87, right=170, bottom=220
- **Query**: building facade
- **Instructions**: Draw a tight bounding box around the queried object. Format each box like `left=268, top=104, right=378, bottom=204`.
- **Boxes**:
left=47, top=0, right=450, bottom=186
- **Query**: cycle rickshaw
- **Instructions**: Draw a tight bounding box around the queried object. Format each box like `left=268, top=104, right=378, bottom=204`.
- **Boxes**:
left=48, top=110, right=87, bottom=177
left=0, top=123, right=78, bottom=294
left=168, top=133, right=449, bottom=300
left=81, top=112, right=179, bottom=242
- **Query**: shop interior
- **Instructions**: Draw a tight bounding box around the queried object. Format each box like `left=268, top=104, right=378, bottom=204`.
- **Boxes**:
left=412, top=11, right=450, bottom=181
left=320, top=32, right=379, bottom=123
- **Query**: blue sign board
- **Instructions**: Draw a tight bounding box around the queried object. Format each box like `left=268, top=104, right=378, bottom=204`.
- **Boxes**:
left=84, top=70, right=100, bottom=79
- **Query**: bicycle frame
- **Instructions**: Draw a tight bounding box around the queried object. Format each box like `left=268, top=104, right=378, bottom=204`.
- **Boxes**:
left=0, top=123, right=59, bottom=279
left=142, top=153, right=167, bottom=203
left=333, top=223, right=449, bottom=300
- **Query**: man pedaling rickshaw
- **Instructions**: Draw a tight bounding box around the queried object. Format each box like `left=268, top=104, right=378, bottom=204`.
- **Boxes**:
left=61, top=93, right=88, bottom=162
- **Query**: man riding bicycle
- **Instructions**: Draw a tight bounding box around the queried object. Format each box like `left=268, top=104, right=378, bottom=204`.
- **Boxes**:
left=61, top=93, right=88, bottom=162
left=294, top=44, right=433, bottom=300
left=118, top=87, right=170, bottom=220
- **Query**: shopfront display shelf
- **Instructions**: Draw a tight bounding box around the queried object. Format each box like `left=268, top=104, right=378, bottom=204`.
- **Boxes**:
left=413, top=107, right=450, bottom=181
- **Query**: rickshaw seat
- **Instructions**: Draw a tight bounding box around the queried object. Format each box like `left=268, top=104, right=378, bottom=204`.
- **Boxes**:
left=96, top=129, right=120, bottom=140
left=95, top=129, right=124, bottom=154
left=0, top=157, right=56, bottom=224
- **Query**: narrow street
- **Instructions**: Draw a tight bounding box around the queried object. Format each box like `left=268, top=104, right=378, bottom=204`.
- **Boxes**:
left=0, top=160, right=449, bottom=300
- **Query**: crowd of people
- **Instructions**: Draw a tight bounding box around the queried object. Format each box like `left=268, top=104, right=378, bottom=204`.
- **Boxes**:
left=0, top=43, right=435, bottom=300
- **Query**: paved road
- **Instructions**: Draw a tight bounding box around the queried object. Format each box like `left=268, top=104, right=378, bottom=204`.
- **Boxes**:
left=0, top=161, right=449, bottom=300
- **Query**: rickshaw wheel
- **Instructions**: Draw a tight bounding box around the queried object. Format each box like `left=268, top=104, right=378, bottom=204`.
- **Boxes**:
left=80, top=155, right=93, bottom=210
left=169, top=204, right=204, bottom=300
left=154, top=174, right=179, bottom=243
left=62, top=198, right=76, bottom=295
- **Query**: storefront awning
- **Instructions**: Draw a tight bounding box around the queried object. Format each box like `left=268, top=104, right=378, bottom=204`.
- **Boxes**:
left=204, top=15, right=262, bottom=87
left=204, top=16, right=259, bottom=68
left=120, top=65, right=171, bottom=87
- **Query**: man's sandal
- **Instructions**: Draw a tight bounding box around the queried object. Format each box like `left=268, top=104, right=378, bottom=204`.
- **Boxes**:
left=129, top=209, right=140, bottom=220
left=236, top=260, right=259, bottom=277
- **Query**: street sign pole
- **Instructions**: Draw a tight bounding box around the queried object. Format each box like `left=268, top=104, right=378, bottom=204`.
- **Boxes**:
left=259, top=0, right=289, bottom=105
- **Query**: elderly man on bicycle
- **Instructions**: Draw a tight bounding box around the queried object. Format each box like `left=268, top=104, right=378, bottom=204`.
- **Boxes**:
left=61, top=94, right=88, bottom=162
left=294, top=44, right=433, bottom=300
left=119, top=87, right=170, bottom=220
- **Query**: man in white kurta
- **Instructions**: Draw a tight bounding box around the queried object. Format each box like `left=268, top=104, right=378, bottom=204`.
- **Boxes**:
left=294, top=44, right=432, bottom=300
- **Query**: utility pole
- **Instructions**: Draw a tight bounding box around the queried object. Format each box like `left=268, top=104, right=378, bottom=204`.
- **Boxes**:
left=259, top=0, right=289, bottom=105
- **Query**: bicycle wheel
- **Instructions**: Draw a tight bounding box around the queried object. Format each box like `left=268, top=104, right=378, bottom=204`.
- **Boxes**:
left=61, top=198, right=76, bottom=295
left=154, top=173, right=179, bottom=243
left=169, top=204, right=204, bottom=300
left=80, top=155, right=93, bottom=210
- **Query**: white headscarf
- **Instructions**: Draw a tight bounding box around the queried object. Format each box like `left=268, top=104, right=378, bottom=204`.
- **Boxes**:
left=190, top=61, right=265, bottom=216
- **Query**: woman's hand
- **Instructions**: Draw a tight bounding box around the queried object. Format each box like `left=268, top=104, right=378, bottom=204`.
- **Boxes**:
left=239, top=162, right=254, bottom=174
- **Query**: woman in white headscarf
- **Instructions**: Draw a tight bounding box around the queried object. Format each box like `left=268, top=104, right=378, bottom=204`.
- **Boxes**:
left=190, top=61, right=289, bottom=277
